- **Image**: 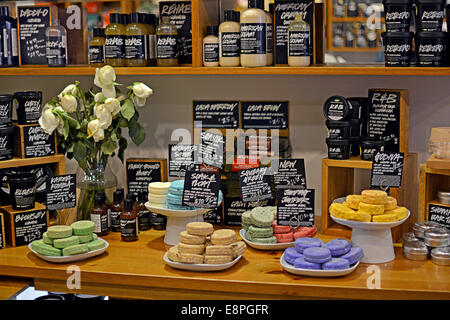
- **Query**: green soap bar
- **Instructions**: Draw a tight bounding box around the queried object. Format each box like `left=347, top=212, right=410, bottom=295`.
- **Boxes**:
left=245, top=230, right=253, bottom=241
left=242, top=223, right=251, bottom=231
left=252, top=236, right=277, bottom=244
left=248, top=225, right=273, bottom=238
left=71, top=220, right=95, bottom=235
left=42, top=232, right=53, bottom=245
left=77, top=233, right=94, bottom=243
left=87, top=239, right=105, bottom=252
left=62, top=244, right=89, bottom=256
left=53, top=236, right=80, bottom=249
left=47, top=225, right=73, bottom=239
left=92, top=233, right=98, bottom=240
left=250, top=208, right=274, bottom=227
left=241, top=211, right=252, bottom=225
left=32, top=240, right=62, bottom=256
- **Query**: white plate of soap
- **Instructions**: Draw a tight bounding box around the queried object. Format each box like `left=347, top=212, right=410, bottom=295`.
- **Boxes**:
left=163, top=252, right=242, bottom=272
left=240, top=229, right=295, bottom=251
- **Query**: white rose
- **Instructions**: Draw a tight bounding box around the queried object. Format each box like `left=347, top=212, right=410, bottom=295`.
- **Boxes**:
left=38, top=108, right=59, bottom=135
left=60, top=94, right=78, bottom=113
left=94, top=65, right=116, bottom=88
left=102, top=84, right=116, bottom=99
left=94, top=92, right=105, bottom=104
left=61, top=84, right=78, bottom=96
left=56, top=117, right=65, bottom=135
left=132, top=83, right=153, bottom=98
left=133, top=96, right=147, bottom=107
left=94, top=104, right=112, bottom=129
left=87, top=119, right=105, bottom=142
left=104, top=98, right=121, bottom=116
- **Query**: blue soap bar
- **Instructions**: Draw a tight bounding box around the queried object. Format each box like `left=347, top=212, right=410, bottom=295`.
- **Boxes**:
left=322, top=258, right=350, bottom=270
left=303, top=247, right=332, bottom=264
left=325, top=238, right=351, bottom=257
left=284, top=247, right=303, bottom=265
left=340, top=247, right=364, bottom=265
left=294, top=257, right=321, bottom=270
left=294, top=237, right=324, bottom=253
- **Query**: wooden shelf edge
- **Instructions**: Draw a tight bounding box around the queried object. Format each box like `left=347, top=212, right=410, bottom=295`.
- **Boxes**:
left=0, top=154, right=65, bottom=169
left=322, top=156, right=373, bottom=169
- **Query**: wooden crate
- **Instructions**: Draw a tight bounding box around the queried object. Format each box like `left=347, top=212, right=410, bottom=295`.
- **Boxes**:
left=14, top=123, right=57, bottom=159
left=321, top=153, right=418, bottom=242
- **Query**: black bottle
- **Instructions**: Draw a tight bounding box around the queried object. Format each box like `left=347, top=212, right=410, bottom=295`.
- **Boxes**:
left=0, top=6, right=18, bottom=67
left=137, top=190, right=151, bottom=231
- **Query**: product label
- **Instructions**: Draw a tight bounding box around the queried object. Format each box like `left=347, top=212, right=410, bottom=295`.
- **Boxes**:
left=197, top=131, right=225, bottom=168
left=110, top=210, right=121, bottom=229
left=288, top=31, right=310, bottom=56
left=370, top=151, right=404, bottom=189
left=125, top=35, right=147, bottom=59
left=105, top=35, right=125, bottom=59
left=385, top=6, right=410, bottom=31
left=328, top=146, right=344, bottom=159
left=151, top=213, right=166, bottom=226
left=241, top=101, right=289, bottom=129
left=240, top=23, right=266, bottom=55
left=276, top=188, right=315, bottom=227
left=267, top=24, right=273, bottom=54
left=148, top=34, right=156, bottom=59
left=428, top=204, right=450, bottom=228
left=273, top=158, right=307, bottom=189
left=419, top=6, right=444, bottom=31
left=193, top=100, right=239, bottom=128
left=204, top=42, right=219, bottom=62
left=220, top=32, right=240, bottom=57
left=0, top=132, right=12, bottom=159
left=46, top=35, right=66, bottom=59
left=89, top=45, right=105, bottom=64
left=238, top=166, right=273, bottom=202
left=156, top=34, right=177, bottom=59
left=23, top=125, right=55, bottom=158
left=126, top=160, right=163, bottom=195
left=46, top=174, right=76, bottom=211
left=0, top=102, right=10, bottom=125
left=90, top=213, right=109, bottom=233
left=169, top=144, right=199, bottom=177
left=418, top=42, right=445, bottom=66
left=13, top=209, right=47, bottom=246
left=120, top=218, right=138, bottom=237
left=138, top=209, right=151, bottom=229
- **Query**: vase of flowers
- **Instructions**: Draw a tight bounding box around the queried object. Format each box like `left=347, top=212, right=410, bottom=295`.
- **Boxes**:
left=38, top=65, right=153, bottom=221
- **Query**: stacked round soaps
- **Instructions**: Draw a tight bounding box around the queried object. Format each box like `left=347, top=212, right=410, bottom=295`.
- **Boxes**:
left=148, top=182, right=172, bottom=208
left=330, top=190, right=408, bottom=223
left=283, top=237, right=364, bottom=270
left=166, top=180, right=195, bottom=210
left=31, top=221, right=106, bottom=257
left=166, top=222, right=246, bottom=264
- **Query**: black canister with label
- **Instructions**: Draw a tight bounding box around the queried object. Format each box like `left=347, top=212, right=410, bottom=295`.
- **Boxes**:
left=0, top=126, right=13, bottom=161
left=414, top=0, right=445, bottom=32
left=382, top=31, right=413, bottom=66
left=14, top=91, right=42, bottom=125
left=361, top=140, right=385, bottom=161
left=8, top=172, right=36, bottom=210
left=383, top=0, right=413, bottom=32
left=326, top=138, right=351, bottom=160
left=323, top=96, right=353, bottom=121
left=416, top=31, right=447, bottom=66
left=0, top=94, right=13, bottom=127
left=325, top=120, right=351, bottom=139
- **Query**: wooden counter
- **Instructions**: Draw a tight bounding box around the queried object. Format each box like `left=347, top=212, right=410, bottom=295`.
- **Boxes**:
left=0, top=229, right=448, bottom=300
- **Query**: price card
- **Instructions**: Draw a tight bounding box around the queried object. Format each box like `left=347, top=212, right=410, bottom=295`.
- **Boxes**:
left=193, top=101, right=239, bottom=128
left=241, top=101, right=288, bottom=129
left=197, top=131, right=225, bottom=168
left=428, top=204, right=450, bottom=228
left=182, top=169, right=221, bottom=209
left=46, top=174, right=76, bottom=210
left=13, top=208, right=48, bottom=246
left=238, top=166, right=273, bottom=202
left=370, top=152, right=404, bottom=189
left=276, top=188, right=315, bottom=227
left=126, top=159, right=164, bottom=194
left=168, top=144, right=199, bottom=177
left=273, top=158, right=306, bottom=189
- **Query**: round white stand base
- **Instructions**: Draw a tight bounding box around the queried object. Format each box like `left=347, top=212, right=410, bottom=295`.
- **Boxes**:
left=351, top=227, right=395, bottom=263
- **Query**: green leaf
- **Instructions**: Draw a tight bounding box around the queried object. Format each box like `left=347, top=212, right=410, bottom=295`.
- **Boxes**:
left=73, top=142, right=87, bottom=163
left=118, top=117, right=128, bottom=128
left=118, top=137, right=128, bottom=163
left=129, top=121, right=146, bottom=146
left=63, top=120, right=69, bottom=139
left=101, top=138, right=117, bottom=155
left=120, top=99, right=135, bottom=121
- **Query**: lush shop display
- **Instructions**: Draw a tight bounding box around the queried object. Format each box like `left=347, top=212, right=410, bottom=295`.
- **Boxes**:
left=38, top=65, right=153, bottom=221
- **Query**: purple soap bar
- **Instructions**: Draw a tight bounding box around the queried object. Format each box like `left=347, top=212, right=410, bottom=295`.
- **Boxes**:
left=294, top=257, right=321, bottom=270
left=322, top=258, right=350, bottom=270
left=340, top=247, right=364, bottom=265
left=294, top=237, right=323, bottom=254
left=303, top=247, right=332, bottom=264
left=325, top=238, right=351, bottom=257
left=284, top=247, right=303, bottom=265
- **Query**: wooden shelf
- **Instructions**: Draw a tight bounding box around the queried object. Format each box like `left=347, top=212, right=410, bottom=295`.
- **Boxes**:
left=328, top=47, right=382, bottom=52
left=0, top=155, right=65, bottom=170
left=2, top=65, right=450, bottom=76
left=331, top=17, right=385, bottom=23
left=322, top=156, right=373, bottom=169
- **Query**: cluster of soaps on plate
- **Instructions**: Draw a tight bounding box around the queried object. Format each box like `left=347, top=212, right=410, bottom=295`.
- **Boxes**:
left=167, top=222, right=246, bottom=264
left=31, top=221, right=106, bottom=257
left=330, top=190, right=408, bottom=223
left=242, top=206, right=317, bottom=243
left=284, top=238, right=364, bottom=270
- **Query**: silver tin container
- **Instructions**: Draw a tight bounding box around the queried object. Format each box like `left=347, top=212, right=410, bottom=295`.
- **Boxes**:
left=424, top=228, right=450, bottom=248
left=413, top=221, right=442, bottom=239
left=438, top=191, right=450, bottom=205
left=402, top=231, right=418, bottom=246
left=403, top=240, right=429, bottom=261
left=431, top=247, right=450, bottom=266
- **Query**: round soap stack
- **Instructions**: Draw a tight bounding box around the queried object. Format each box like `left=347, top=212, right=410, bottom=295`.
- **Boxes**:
left=148, top=182, right=172, bottom=208
left=329, top=190, right=409, bottom=223
left=31, top=221, right=106, bottom=257
left=166, top=222, right=246, bottom=264
left=283, top=237, right=364, bottom=270
left=166, top=180, right=195, bottom=210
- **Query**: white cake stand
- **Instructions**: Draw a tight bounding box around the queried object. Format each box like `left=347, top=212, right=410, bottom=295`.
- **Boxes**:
left=145, top=202, right=212, bottom=246
left=330, top=198, right=410, bottom=263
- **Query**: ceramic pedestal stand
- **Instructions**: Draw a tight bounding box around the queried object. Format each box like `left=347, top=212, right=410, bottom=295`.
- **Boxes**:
left=145, top=202, right=211, bottom=246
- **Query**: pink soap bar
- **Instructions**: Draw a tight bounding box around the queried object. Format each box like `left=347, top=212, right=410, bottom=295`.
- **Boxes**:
left=274, top=232, right=293, bottom=243
left=272, top=221, right=292, bottom=234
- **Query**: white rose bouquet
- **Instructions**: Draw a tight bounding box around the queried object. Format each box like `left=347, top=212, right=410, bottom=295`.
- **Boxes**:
left=39, top=65, right=153, bottom=220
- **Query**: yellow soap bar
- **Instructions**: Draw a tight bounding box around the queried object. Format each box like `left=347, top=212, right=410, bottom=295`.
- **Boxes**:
left=345, top=210, right=371, bottom=222
left=385, top=206, right=408, bottom=221
left=329, top=203, right=355, bottom=219
left=372, top=213, right=398, bottom=222
left=361, top=189, right=388, bottom=205
left=346, top=195, right=362, bottom=210
left=358, top=202, right=385, bottom=215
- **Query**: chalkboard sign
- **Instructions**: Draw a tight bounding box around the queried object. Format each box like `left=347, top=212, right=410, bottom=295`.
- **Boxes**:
left=46, top=174, right=76, bottom=211
left=168, top=144, right=199, bottom=177
left=428, top=203, right=450, bottom=228
left=273, top=158, right=306, bottom=189
left=274, top=0, right=314, bottom=65
left=197, top=131, right=225, bottom=168
left=193, top=101, right=239, bottom=129
left=204, top=202, right=223, bottom=225
left=224, top=197, right=275, bottom=226
left=159, top=1, right=192, bottom=64
left=238, top=166, right=273, bottom=202
left=22, top=125, right=56, bottom=158
left=241, top=101, right=288, bottom=129
left=368, top=90, right=401, bottom=152
left=370, top=152, right=404, bottom=189
left=17, top=6, right=51, bottom=65
left=276, top=188, right=315, bottom=227
left=182, top=169, right=221, bottom=209
left=126, top=159, right=165, bottom=194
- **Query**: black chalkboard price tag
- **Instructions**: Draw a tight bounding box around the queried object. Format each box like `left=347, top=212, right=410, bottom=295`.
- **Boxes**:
left=126, top=159, right=166, bottom=194
left=46, top=174, right=76, bottom=211
left=168, top=144, right=199, bottom=177
left=272, top=158, right=306, bottom=189
left=238, top=166, right=273, bottom=202
left=17, top=6, right=51, bottom=65
left=193, top=101, right=239, bottom=129
left=21, top=125, right=56, bottom=158
left=370, top=152, right=404, bottom=189
left=241, top=101, right=289, bottom=129
left=276, top=188, right=315, bottom=227
left=197, top=131, right=225, bottom=168
left=182, top=169, right=221, bottom=209
left=428, top=203, right=450, bottom=228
